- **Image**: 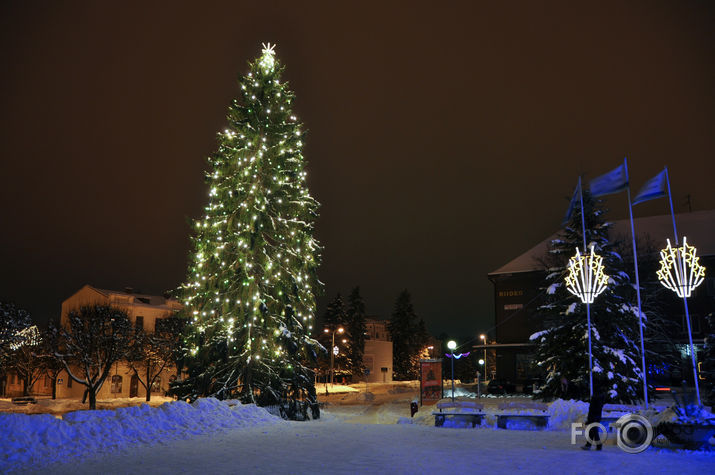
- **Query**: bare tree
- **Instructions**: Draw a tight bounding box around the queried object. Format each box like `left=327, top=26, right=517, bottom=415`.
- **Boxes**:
left=8, top=326, right=43, bottom=396
left=39, top=324, right=65, bottom=399
left=55, top=305, right=132, bottom=409
left=127, top=318, right=183, bottom=402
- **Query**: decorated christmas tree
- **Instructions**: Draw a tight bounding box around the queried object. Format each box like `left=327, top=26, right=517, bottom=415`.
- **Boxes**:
left=172, top=44, right=323, bottom=409
left=530, top=190, right=645, bottom=403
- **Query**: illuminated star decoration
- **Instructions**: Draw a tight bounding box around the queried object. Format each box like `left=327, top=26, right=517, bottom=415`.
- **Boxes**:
left=445, top=352, right=470, bottom=359
left=565, top=246, right=609, bottom=304
left=657, top=237, right=706, bottom=298
left=258, top=42, right=276, bottom=72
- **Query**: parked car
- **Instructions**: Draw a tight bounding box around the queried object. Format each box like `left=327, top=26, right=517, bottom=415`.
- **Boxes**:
left=487, top=379, right=516, bottom=394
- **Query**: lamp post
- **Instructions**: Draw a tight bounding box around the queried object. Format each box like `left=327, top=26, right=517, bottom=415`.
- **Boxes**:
left=479, top=334, right=487, bottom=381
left=657, top=237, right=706, bottom=406
left=447, top=340, right=457, bottom=402
left=478, top=359, right=484, bottom=398
left=324, top=326, right=344, bottom=385
left=565, top=245, right=609, bottom=398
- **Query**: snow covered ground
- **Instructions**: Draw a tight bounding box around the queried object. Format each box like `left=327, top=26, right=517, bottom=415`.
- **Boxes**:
left=2, top=383, right=714, bottom=474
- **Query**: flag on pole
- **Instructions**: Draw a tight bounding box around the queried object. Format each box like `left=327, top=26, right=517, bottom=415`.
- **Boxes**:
left=589, top=162, right=628, bottom=197
left=562, top=180, right=581, bottom=226
left=632, top=169, right=667, bottom=205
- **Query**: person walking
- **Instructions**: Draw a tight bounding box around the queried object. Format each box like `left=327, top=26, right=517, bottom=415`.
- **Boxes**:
left=581, top=389, right=607, bottom=450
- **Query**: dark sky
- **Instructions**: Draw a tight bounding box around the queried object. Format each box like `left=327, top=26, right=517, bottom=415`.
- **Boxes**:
left=1, top=1, right=714, bottom=339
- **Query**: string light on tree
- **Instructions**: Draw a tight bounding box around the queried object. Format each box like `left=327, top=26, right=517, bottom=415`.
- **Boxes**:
left=172, top=43, right=323, bottom=411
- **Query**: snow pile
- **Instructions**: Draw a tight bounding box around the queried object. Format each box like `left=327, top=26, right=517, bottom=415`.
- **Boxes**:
left=0, top=398, right=282, bottom=472
left=651, top=405, right=715, bottom=426
left=547, top=399, right=589, bottom=430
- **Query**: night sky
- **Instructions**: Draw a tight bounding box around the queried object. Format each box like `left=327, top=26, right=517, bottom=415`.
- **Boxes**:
left=1, top=2, right=714, bottom=339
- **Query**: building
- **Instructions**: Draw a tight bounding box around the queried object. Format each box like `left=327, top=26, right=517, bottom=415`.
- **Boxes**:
left=363, top=317, right=393, bottom=383
left=487, top=210, right=715, bottom=384
left=56, top=285, right=182, bottom=400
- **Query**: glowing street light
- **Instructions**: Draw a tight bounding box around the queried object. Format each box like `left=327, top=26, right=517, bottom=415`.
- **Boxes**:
left=324, top=326, right=344, bottom=385
left=564, top=245, right=609, bottom=398
left=479, top=334, right=487, bottom=380
left=447, top=340, right=457, bottom=402
left=657, top=236, right=706, bottom=405
left=565, top=246, right=609, bottom=304
left=657, top=237, right=705, bottom=298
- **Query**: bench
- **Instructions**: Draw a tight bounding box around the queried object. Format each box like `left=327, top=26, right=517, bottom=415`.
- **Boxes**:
left=496, top=401, right=550, bottom=430
left=12, top=396, right=37, bottom=405
left=432, top=399, right=485, bottom=427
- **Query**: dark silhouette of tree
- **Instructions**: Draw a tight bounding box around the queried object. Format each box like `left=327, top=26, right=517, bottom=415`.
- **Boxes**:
left=55, top=305, right=132, bottom=409
left=128, top=317, right=183, bottom=401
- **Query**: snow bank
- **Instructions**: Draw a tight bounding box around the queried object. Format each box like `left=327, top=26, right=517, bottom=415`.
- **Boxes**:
left=0, top=398, right=282, bottom=472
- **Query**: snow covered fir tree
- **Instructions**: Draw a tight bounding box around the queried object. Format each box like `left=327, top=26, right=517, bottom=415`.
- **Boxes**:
left=171, top=44, right=324, bottom=413
left=530, top=189, right=646, bottom=404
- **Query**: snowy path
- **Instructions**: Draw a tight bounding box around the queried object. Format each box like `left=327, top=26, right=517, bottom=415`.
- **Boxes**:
left=28, top=420, right=714, bottom=474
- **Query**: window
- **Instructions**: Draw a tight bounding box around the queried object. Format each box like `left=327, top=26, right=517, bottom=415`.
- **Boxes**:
left=10, top=373, right=15, bottom=385
left=110, top=375, right=123, bottom=393
left=135, top=316, right=144, bottom=330
left=154, top=318, right=163, bottom=332
left=67, top=376, right=72, bottom=388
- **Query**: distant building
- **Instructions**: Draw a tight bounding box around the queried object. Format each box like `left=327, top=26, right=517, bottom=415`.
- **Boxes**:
left=363, top=317, right=393, bottom=383
left=486, top=210, right=715, bottom=384
left=56, top=285, right=182, bottom=399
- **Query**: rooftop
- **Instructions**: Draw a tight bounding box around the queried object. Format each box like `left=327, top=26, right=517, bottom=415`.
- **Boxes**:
left=489, top=209, right=715, bottom=276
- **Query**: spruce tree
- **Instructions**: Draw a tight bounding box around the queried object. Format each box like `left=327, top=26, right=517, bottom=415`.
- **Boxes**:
left=530, top=189, right=645, bottom=403
left=346, top=286, right=367, bottom=378
left=389, top=290, right=428, bottom=380
left=173, top=44, right=323, bottom=407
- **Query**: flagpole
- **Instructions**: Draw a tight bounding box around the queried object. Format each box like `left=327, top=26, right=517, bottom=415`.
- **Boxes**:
left=624, top=157, right=648, bottom=408
left=665, top=167, right=701, bottom=405
left=664, top=167, right=679, bottom=244
left=578, top=176, right=594, bottom=398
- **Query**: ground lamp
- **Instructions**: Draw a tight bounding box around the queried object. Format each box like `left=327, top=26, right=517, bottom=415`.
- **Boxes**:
left=324, top=326, right=344, bottom=384
left=657, top=237, right=706, bottom=405
left=565, top=245, right=609, bottom=398
left=447, top=340, right=457, bottom=402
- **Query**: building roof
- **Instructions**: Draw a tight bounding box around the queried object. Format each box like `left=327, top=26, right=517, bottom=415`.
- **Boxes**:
left=76, top=284, right=180, bottom=309
left=489, top=209, right=715, bottom=276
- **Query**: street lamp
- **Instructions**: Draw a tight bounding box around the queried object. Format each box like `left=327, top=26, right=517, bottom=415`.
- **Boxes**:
left=477, top=359, right=484, bottom=399
left=324, top=326, right=344, bottom=385
left=447, top=340, right=457, bottom=402
left=479, top=334, right=487, bottom=380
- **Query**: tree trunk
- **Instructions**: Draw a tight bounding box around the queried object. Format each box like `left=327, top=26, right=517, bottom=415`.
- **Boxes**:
left=89, top=388, right=97, bottom=410
left=145, top=363, right=152, bottom=402
left=22, top=375, right=29, bottom=396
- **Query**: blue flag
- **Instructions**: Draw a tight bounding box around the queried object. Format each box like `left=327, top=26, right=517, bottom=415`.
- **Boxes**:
left=632, top=169, right=667, bottom=205
left=562, top=181, right=581, bottom=226
left=589, top=163, right=628, bottom=197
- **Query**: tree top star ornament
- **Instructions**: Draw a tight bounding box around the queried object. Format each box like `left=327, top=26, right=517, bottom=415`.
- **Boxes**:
left=258, top=42, right=276, bottom=73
